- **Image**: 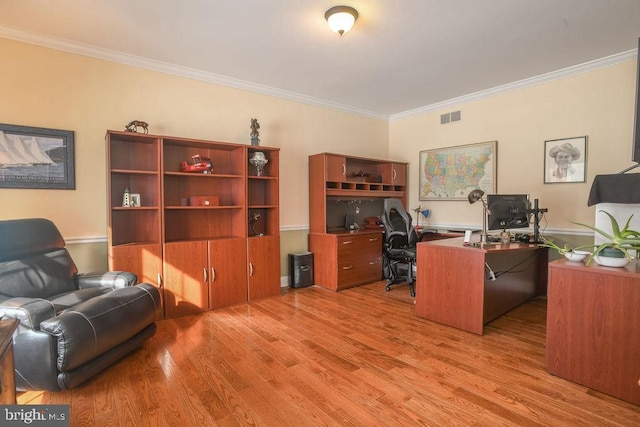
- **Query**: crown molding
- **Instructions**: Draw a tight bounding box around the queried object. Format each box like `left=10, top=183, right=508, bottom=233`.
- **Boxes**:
left=0, top=26, right=388, bottom=121
left=390, top=49, right=638, bottom=121
left=1, top=25, right=635, bottom=123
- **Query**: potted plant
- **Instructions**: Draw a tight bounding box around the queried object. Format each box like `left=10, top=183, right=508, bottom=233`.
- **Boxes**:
left=539, top=237, right=591, bottom=262
left=572, top=210, right=640, bottom=266
left=541, top=210, right=640, bottom=266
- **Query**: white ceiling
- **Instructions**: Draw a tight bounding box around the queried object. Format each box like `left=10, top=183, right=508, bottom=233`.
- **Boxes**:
left=1, top=0, right=639, bottom=119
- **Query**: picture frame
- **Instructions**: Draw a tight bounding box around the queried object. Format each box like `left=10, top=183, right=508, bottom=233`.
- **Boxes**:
left=0, top=123, right=75, bottom=189
left=130, top=193, right=141, bottom=207
left=544, top=136, right=587, bottom=184
left=419, top=140, right=497, bottom=200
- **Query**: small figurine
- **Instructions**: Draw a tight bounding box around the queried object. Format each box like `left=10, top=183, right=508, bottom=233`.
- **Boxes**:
left=250, top=118, right=260, bottom=146
left=249, top=212, right=263, bottom=236
left=125, top=120, right=149, bottom=134
left=122, top=187, right=131, bottom=207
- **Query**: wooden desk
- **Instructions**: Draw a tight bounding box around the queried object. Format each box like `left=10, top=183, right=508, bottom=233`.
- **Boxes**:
left=0, top=319, right=18, bottom=405
left=547, top=259, right=640, bottom=406
left=416, top=229, right=464, bottom=242
left=415, top=237, right=547, bottom=335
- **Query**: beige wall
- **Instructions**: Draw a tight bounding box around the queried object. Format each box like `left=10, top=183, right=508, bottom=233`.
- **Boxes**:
left=391, top=60, right=638, bottom=233
left=0, top=38, right=388, bottom=259
left=2, top=37, right=638, bottom=273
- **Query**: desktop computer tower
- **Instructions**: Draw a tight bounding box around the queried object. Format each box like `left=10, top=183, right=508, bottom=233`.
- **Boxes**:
left=288, top=252, right=313, bottom=288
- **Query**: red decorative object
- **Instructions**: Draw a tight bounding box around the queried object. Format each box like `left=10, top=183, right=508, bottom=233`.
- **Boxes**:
left=180, top=155, right=213, bottom=174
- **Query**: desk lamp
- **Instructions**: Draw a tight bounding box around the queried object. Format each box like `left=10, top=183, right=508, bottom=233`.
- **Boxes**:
left=468, top=189, right=490, bottom=244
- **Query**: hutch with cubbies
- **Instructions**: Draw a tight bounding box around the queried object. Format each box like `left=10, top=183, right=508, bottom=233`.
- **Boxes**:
left=106, top=130, right=280, bottom=318
left=308, top=153, right=407, bottom=291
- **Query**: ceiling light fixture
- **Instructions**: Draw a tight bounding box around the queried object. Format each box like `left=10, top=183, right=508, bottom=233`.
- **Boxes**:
left=325, top=5, right=358, bottom=36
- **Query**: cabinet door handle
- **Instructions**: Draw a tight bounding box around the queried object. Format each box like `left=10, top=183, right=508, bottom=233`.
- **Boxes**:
left=157, top=273, right=163, bottom=288
left=393, top=169, right=397, bottom=180
left=343, top=265, right=353, bottom=270
left=342, top=240, right=353, bottom=245
left=249, top=262, right=254, bottom=276
left=211, top=267, right=216, bottom=282
left=203, top=268, right=208, bottom=283
left=368, top=237, right=378, bottom=242
left=342, top=164, right=346, bottom=176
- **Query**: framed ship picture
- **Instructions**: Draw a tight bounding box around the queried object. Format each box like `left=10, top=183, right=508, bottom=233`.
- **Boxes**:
left=0, top=123, right=75, bottom=189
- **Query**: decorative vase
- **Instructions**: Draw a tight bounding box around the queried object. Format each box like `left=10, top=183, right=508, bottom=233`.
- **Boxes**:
left=249, top=151, right=268, bottom=176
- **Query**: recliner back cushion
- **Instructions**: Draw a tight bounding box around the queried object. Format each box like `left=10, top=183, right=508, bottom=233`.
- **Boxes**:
left=0, top=248, right=77, bottom=298
left=0, top=218, right=66, bottom=262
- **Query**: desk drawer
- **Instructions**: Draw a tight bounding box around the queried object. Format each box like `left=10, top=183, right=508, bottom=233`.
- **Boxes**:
left=337, top=253, right=382, bottom=289
left=337, top=234, right=382, bottom=258
left=336, top=233, right=382, bottom=289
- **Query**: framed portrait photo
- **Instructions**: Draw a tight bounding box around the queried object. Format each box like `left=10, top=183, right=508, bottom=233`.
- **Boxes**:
left=544, top=136, right=587, bottom=184
left=130, top=193, right=141, bottom=207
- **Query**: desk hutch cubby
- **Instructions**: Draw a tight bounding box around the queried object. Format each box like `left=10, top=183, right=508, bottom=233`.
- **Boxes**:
left=308, top=153, right=407, bottom=291
left=107, top=130, right=280, bottom=318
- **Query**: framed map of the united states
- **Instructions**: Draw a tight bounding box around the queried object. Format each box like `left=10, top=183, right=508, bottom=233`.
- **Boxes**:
left=419, top=141, right=497, bottom=200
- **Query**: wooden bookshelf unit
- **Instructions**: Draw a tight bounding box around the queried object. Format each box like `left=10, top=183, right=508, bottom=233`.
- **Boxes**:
left=107, top=131, right=280, bottom=318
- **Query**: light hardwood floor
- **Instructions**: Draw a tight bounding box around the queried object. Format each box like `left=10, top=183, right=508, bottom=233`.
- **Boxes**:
left=18, top=282, right=640, bottom=426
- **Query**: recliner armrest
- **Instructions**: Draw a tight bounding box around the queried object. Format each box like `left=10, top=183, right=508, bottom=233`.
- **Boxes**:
left=75, top=271, right=137, bottom=290
left=40, top=283, right=160, bottom=372
left=0, top=297, right=56, bottom=329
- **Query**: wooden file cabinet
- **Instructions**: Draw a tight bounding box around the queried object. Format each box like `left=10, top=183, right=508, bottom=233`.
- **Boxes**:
left=310, top=230, right=383, bottom=291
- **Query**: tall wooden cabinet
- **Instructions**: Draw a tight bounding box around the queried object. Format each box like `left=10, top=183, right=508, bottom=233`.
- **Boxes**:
left=107, top=131, right=280, bottom=318
left=308, top=153, right=407, bottom=291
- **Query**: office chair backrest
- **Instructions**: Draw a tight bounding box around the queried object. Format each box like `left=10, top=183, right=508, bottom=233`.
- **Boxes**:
left=381, top=198, right=418, bottom=248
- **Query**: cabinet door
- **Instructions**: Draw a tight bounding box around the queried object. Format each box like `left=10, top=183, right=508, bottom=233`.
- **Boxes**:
left=110, top=243, right=164, bottom=318
left=209, top=238, right=247, bottom=309
left=392, top=163, right=407, bottom=186
left=326, top=155, right=346, bottom=182
left=163, top=241, right=209, bottom=317
left=109, top=243, right=162, bottom=286
left=247, top=236, right=281, bottom=301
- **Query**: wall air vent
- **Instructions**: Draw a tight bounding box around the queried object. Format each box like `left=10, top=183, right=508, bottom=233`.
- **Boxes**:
left=440, top=110, right=461, bottom=125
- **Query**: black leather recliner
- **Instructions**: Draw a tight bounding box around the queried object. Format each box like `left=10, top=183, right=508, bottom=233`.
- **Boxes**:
left=0, top=218, right=161, bottom=391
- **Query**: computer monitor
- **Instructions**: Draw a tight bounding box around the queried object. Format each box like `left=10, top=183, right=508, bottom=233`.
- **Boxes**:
left=486, top=194, right=531, bottom=230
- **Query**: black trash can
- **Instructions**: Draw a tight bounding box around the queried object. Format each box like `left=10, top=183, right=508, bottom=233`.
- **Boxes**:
left=288, top=252, right=313, bottom=288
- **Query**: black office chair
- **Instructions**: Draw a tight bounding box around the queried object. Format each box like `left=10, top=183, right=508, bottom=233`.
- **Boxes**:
left=381, top=198, right=418, bottom=297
